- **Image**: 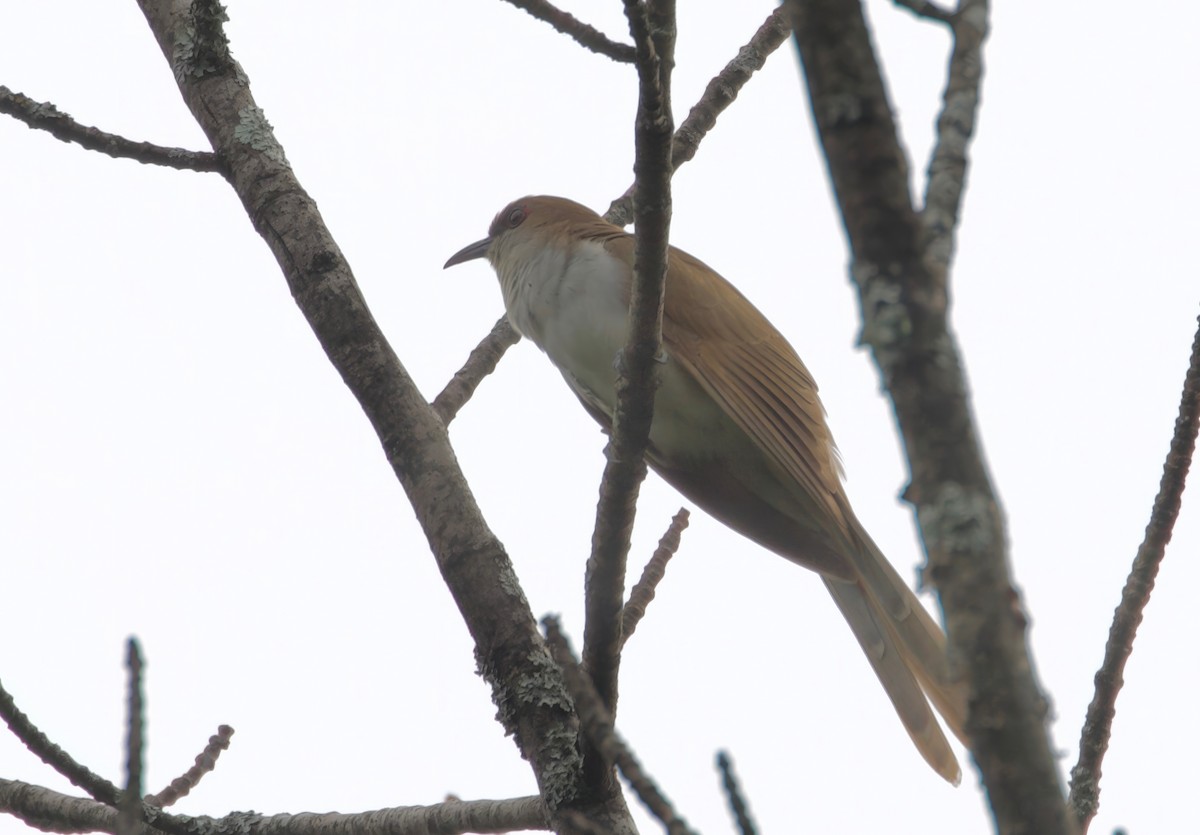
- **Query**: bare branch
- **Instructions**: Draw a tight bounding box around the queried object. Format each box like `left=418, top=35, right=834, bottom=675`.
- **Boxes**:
left=893, top=0, right=956, bottom=24
left=716, top=751, right=758, bottom=835
left=0, top=678, right=120, bottom=806
left=0, top=778, right=551, bottom=835
left=0, top=85, right=222, bottom=173
left=432, top=316, right=521, bottom=424
left=606, top=7, right=791, bottom=227
left=786, top=0, right=1071, bottom=831
left=920, top=1, right=987, bottom=282
left=580, top=0, right=675, bottom=738
left=1069, top=312, right=1200, bottom=832
left=145, top=725, right=234, bottom=808
left=500, top=0, right=636, bottom=63
left=621, top=508, right=689, bottom=644
left=118, top=640, right=145, bottom=835
left=544, top=617, right=697, bottom=835
left=131, top=1, right=604, bottom=826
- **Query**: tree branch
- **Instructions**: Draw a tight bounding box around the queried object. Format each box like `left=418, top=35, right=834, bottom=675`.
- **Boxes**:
left=544, top=618, right=696, bottom=835
left=118, top=639, right=145, bottom=835
left=1068, top=312, right=1200, bottom=832
left=893, top=0, right=957, bottom=24
left=130, top=1, right=620, bottom=828
left=0, top=85, right=223, bottom=172
left=786, top=1, right=1071, bottom=832
left=716, top=751, right=758, bottom=835
left=500, top=0, right=636, bottom=63
left=579, top=0, right=675, bottom=754
left=432, top=316, right=521, bottom=424
left=0, top=678, right=121, bottom=806
left=605, top=7, right=790, bottom=227
left=620, top=508, right=689, bottom=645
left=145, top=725, right=234, bottom=808
left=0, top=778, right=551, bottom=835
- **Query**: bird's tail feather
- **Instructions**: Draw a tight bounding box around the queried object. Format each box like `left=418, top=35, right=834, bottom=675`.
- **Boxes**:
left=823, top=571, right=966, bottom=785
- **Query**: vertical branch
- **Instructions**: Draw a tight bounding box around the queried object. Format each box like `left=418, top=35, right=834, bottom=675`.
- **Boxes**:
left=1068, top=312, right=1200, bottom=832
left=118, top=639, right=145, bottom=835
left=786, top=1, right=1071, bottom=832
left=579, top=0, right=675, bottom=787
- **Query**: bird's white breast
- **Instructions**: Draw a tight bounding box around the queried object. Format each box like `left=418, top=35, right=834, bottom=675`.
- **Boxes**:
left=494, top=239, right=745, bottom=468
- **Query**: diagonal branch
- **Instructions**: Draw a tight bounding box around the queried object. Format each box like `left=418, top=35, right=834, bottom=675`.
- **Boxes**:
left=145, top=725, right=234, bottom=808
left=0, top=85, right=223, bottom=173
left=1068, top=311, right=1200, bottom=832
left=0, top=678, right=121, bottom=806
left=620, top=508, right=689, bottom=645
left=606, top=7, right=790, bottom=227
left=500, top=0, right=636, bottom=63
left=545, top=617, right=697, bottom=835
left=579, top=0, right=675, bottom=748
left=130, top=1, right=613, bottom=828
left=786, top=1, right=1071, bottom=832
left=432, top=316, right=521, bottom=424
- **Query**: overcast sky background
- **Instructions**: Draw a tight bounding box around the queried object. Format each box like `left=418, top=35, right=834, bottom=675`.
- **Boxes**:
left=2, top=3, right=1197, bottom=834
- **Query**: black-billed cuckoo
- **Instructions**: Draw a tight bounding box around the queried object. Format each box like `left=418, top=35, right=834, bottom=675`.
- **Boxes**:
left=444, top=195, right=968, bottom=784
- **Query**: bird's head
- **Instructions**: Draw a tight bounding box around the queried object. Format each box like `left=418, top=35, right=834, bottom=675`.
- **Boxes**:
left=442, top=195, right=607, bottom=273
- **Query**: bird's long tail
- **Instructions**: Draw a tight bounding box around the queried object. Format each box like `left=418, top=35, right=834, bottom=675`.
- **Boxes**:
left=822, top=535, right=968, bottom=784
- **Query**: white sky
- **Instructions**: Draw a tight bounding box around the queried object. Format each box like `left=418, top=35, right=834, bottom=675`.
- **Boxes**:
left=2, top=3, right=1197, bottom=834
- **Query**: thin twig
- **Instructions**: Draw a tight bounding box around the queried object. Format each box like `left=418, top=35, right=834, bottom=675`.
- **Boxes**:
left=146, top=725, right=235, bottom=808
left=0, top=679, right=120, bottom=806
left=580, top=0, right=675, bottom=731
left=500, top=0, right=636, bottom=62
left=544, top=617, right=698, bottom=835
left=621, top=508, right=689, bottom=645
left=0, top=86, right=223, bottom=173
left=893, top=0, right=957, bottom=23
left=716, top=751, right=758, bottom=835
left=118, top=640, right=145, bottom=835
left=606, top=7, right=790, bottom=227
left=1068, top=312, right=1200, bottom=832
left=432, top=316, right=521, bottom=424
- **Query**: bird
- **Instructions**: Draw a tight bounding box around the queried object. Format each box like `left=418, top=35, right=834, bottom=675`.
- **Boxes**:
left=444, top=195, right=969, bottom=784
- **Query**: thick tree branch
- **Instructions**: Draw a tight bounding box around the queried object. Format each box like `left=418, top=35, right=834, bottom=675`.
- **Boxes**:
left=500, top=0, right=636, bottom=63
left=0, top=85, right=223, bottom=172
left=130, top=2, right=626, bottom=829
left=0, top=779, right=551, bottom=835
left=786, top=1, right=1071, bottom=832
left=580, top=0, right=675, bottom=754
left=1069, top=312, right=1200, bottom=832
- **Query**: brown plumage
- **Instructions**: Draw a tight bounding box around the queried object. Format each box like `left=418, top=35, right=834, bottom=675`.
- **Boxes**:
left=445, top=196, right=969, bottom=783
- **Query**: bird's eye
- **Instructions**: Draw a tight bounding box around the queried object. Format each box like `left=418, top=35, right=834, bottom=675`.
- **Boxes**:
left=506, top=207, right=526, bottom=228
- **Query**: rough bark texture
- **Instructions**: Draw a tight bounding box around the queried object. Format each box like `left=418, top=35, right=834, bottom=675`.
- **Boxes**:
left=787, top=1, right=1073, bottom=832
left=132, top=2, right=634, bottom=831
